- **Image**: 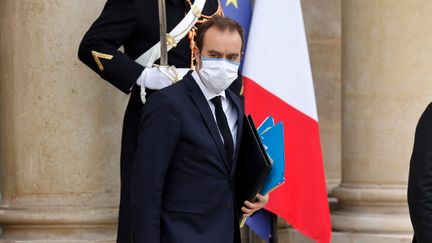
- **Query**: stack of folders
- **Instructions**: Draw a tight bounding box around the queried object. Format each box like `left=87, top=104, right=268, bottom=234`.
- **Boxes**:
left=235, top=115, right=285, bottom=227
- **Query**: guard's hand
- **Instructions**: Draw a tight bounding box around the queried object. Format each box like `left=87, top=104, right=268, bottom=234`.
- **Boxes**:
left=241, top=194, right=269, bottom=217
left=137, top=67, right=173, bottom=90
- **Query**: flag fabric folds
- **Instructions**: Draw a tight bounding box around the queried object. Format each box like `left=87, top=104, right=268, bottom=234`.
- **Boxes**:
left=242, top=0, right=332, bottom=242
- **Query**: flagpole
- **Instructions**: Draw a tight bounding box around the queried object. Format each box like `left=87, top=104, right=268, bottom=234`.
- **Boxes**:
left=269, top=213, right=278, bottom=243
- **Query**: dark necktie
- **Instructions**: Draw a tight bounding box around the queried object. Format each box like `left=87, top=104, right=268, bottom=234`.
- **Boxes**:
left=211, top=96, right=234, bottom=167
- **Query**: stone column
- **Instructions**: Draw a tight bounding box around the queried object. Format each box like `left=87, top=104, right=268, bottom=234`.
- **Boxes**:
left=331, top=1, right=432, bottom=242
left=0, top=1, right=126, bottom=241
left=302, top=0, right=342, bottom=195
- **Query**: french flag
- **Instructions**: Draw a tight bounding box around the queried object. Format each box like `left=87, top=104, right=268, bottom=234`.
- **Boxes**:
left=242, top=0, right=332, bottom=242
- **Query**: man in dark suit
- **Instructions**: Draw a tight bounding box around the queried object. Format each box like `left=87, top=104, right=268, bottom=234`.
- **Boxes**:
left=78, top=1, right=242, bottom=242
left=131, top=16, right=267, bottom=243
left=408, top=102, right=432, bottom=243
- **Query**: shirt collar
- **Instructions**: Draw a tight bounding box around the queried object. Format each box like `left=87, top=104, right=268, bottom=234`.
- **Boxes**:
left=192, top=70, right=226, bottom=102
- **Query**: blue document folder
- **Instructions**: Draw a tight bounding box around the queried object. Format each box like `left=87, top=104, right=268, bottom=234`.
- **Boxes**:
left=259, top=121, right=285, bottom=195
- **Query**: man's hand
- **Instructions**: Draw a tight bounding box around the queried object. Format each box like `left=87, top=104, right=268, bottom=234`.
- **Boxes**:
left=241, top=194, right=269, bottom=217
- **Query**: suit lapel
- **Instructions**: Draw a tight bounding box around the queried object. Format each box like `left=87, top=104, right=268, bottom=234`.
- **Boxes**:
left=185, top=75, right=231, bottom=173
left=226, top=90, right=244, bottom=176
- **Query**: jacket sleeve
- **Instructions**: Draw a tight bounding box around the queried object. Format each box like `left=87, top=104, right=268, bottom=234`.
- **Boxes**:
left=78, top=0, right=144, bottom=93
left=131, top=92, right=181, bottom=242
left=408, top=102, right=432, bottom=243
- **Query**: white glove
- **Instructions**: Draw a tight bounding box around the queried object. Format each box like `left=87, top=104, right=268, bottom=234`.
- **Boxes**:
left=136, top=67, right=173, bottom=90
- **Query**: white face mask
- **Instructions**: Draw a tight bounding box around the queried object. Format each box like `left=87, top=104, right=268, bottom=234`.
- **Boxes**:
left=197, top=57, right=240, bottom=94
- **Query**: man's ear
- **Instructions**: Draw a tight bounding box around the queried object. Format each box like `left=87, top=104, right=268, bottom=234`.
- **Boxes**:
left=193, top=47, right=201, bottom=68
left=193, top=47, right=200, bottom=60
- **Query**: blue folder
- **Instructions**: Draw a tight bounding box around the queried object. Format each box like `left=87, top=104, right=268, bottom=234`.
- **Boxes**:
left=259, top=121, right=285, bottom=195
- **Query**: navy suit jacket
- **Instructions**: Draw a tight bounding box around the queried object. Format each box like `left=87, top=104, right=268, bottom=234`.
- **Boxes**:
left=408, top=102, right=432, bottom=243
left=131, top=74, right=244, bottom=243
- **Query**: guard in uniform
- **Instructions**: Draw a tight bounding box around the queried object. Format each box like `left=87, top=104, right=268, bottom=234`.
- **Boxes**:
left=78, top=0, right=242, bottom=242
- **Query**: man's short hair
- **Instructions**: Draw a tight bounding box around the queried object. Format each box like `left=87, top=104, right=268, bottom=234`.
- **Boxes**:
left=195, top=15, right=245, bottom=53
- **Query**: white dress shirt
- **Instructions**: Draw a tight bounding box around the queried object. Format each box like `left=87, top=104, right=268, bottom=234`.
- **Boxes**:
left=192, top=71, right=239, bottom=149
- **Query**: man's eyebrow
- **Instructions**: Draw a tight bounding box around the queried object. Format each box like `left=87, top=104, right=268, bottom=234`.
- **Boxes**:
left=207, top=50, right=223, bottom=55
left=227, top=53, right=240, bottom=57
